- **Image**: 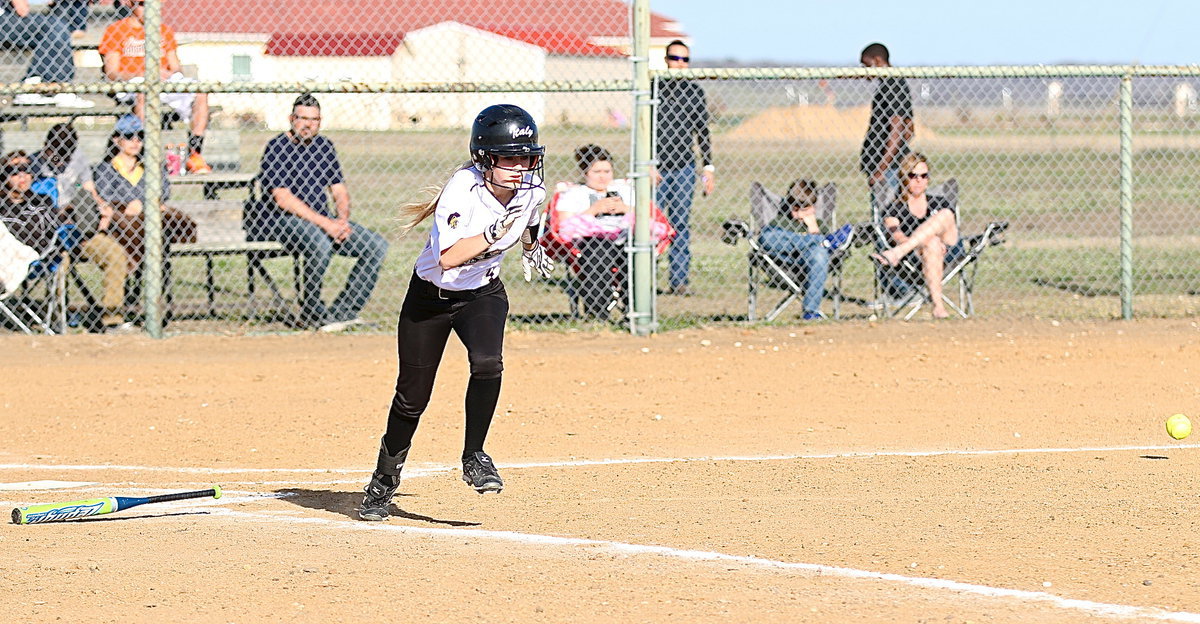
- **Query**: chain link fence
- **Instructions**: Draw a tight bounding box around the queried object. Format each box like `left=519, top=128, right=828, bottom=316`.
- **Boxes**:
left=652, top=67, right=1200, bottom=328
left=0, top=0, right=1196, bottom=336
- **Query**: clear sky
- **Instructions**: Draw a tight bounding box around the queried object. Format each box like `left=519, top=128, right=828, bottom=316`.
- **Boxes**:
left=649, top=0, right=1198, bottom=66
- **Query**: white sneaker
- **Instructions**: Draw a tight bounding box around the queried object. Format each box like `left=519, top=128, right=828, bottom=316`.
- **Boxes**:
left=13, top=92, right=54, bottom=106
left=53, top=93, right=95, bottom=109
left=103, top=321, right=139, bottom=335
left=15, top=76, right=52, bottom=106
left=318, top=317, right=367, bottom=333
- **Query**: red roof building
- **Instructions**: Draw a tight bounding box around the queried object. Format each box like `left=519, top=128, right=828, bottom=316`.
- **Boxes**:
left=144, top=1, right=687, bottom=130
left=161, top=0, right=684, bottom=58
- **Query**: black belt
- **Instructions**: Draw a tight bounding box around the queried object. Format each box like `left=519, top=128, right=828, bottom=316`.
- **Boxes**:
left=411, top=272, right=502, bottom=301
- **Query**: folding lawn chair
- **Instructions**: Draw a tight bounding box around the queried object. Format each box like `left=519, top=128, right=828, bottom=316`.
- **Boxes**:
left=540, top=183, right=673, bottom=320
left=721, top=181, right=862, bottom=321
left=0, top=222, right=79, bottom=334
left=869, top=178, right=1009, bottom=319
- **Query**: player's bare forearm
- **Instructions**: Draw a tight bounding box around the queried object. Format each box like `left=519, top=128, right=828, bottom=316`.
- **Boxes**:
left=439, top=235, right=492, bottom=269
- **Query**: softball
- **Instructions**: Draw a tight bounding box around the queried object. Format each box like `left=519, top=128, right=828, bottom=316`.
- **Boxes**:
left=1166, top=413, right=1192, bottom=440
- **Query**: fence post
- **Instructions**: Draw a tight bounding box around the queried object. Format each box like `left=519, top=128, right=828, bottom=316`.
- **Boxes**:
left=1119, top=71, right=1134, bottom=320
left=142, top=0, right=166, bottom=337
left=628, top=0, right=656, bottom=335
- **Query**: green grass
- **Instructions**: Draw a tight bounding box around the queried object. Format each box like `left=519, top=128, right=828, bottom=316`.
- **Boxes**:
left=84, top=120, right=1200, bottom=333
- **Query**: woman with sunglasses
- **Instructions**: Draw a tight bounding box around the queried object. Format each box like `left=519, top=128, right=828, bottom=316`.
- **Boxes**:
left=92, top=115, right=195, bottom=315
left=357, top=104, right=553, bottom=521
left=871, top=152, right=960, bottom=319
left=92, top=114, right=196, bottom=267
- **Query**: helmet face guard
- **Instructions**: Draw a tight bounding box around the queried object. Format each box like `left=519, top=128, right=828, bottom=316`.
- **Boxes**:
left=473, top=150, right=545, bottom=191
left=470, top=104, right=546, bottom=191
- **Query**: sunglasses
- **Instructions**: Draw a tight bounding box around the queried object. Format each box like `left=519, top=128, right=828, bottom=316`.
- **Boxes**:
left=665, top=54, right=690, bottom=62
left=118, top=132, right=144, bottom=140
left=907, top=172, right=930, bottom=180
left=5, top=165, right=31, bottom=175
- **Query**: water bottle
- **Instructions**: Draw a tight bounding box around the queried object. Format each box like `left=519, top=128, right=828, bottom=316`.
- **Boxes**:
left=177, top=144, right=189, bottom=177
left=165, top=143, right=182, bottom=175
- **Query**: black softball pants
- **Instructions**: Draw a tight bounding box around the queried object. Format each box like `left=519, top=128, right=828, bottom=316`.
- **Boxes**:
left=383, top=275, right=508, bottom=459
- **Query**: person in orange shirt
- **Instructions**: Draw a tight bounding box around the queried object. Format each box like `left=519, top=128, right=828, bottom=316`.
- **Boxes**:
left=99, top=0, right=211, bottom=174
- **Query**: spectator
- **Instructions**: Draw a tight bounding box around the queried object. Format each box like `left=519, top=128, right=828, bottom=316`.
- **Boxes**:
left=29, top=122, right=94, bottom=215
left=30, top=123, right=133, bottom=332
left=99, top=0, right=212, bottom=174
left=0, top=150, right=60, bottom=257
left=0, top=0, right=94, bottom=108
left=554, top=144, right=669, bottom=320
left=92, top=114, right=196, bottom=272
left=653, top=39, right=713, bottom=296
left=249, top=93, right=388, bottom=332
left=758, top=179, right=854, bottom=321
left=859, top=42, right=913, bottom=200
left=870, top=152, right=962, bottom=319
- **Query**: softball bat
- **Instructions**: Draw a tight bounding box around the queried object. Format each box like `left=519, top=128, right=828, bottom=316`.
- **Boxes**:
left=11, top=486, right=222, bottom=525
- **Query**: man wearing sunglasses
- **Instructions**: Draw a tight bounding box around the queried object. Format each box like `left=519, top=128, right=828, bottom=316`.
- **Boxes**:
left=653, top=39, right=713, bottom=297
left=859, top=42, right=913, bottom=197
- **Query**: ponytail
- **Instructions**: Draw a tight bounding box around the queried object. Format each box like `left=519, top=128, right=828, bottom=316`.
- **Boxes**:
left=398, top=161, right=472, bottom=233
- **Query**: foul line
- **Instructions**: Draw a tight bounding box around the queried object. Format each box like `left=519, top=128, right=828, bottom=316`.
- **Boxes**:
left=0, top=442, right=1195, bottom=478
left=214, top=508, right=1200, bottom=623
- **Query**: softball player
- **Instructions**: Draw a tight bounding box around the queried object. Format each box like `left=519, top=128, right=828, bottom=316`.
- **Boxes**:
left=360, top=104, right=554, bottom=521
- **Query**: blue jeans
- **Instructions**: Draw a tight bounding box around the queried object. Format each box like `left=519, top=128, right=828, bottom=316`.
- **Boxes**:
left=0, top=12, right=74, bottom=82
left=656, top=163, right=696, bottom=289
left=50, top=1, right=90, bottom=33
left=265, top=214, right=389, bottom=326
left=758, top=226, right=829, bottom=315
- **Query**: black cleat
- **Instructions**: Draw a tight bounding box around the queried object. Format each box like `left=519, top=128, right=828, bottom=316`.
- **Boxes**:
left=358, top=440, right=409, bottom=521
left=359, top=474, right=398, bottom=521
left=461, top=451, right=504, bottom=494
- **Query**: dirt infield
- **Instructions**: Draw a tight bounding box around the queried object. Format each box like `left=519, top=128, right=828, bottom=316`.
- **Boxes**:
left=2, top=319, right=1200, bottom=623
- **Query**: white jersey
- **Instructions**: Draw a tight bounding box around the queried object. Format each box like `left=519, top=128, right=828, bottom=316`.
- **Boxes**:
left=414, top=166, right=545, bottom=290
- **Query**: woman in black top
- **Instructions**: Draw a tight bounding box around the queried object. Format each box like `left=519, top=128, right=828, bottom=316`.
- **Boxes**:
left=871, top=152, right=959, bottom=319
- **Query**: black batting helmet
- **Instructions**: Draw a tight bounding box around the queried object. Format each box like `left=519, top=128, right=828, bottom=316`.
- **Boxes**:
left=470, top=104, right=545, bottom=184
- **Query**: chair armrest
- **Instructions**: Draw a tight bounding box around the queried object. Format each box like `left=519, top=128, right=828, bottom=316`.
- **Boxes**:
left=721, top=219, right=751, bottom=245
left=984, top=221, right=1009, bottom=246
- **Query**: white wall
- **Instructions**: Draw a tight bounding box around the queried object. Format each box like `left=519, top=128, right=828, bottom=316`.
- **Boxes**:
left=267, top=56, right=395, bottom=130
left=171, top=22, right=651, bottom=131
left=393, top=22, right=545, bottom=129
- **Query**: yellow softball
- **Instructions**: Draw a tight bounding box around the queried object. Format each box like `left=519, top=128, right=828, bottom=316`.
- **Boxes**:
left=1166, top=413, right=1192, bottom=440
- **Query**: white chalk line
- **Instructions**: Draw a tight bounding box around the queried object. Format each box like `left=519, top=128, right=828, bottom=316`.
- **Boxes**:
left=0, top=442, right=1195, bottom=478
left=4, top=487, right=1196, bottom=624
left=207, top=508, right=1200, bottom=623
left=0, top=480, right=96, bottom=491
left=6, top=480, right=1200, bottom=621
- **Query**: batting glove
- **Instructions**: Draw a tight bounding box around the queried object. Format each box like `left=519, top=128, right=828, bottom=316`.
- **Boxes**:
left=521, top=243, right=554, bottom=281
left=483, top=205, right=524, bottom=245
